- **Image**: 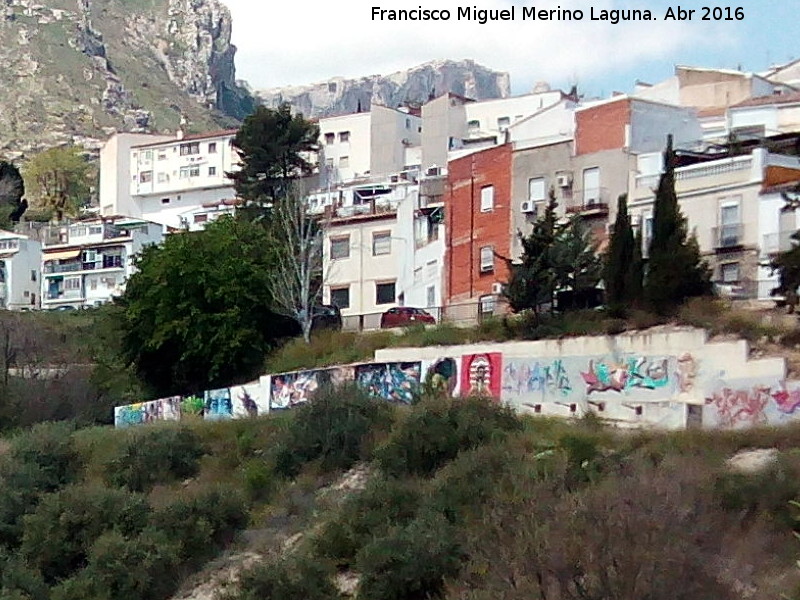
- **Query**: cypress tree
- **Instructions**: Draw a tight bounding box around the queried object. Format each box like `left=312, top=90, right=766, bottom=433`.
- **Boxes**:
left=603, top=194, right=641, bottom=312
left=645, top=135, right=711, bottom=313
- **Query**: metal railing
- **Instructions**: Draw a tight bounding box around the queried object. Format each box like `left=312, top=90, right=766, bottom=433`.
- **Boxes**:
left=712, top=224, right=745, bottom=250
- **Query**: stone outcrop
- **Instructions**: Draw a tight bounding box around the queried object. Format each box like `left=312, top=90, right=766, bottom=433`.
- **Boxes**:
left=256, top=59, right=511, bottom=118
left=0, top=0, right=251, bottom=158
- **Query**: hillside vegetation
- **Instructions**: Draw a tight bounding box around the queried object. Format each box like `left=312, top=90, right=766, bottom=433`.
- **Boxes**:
left=1, top=387, right=800, bottom=599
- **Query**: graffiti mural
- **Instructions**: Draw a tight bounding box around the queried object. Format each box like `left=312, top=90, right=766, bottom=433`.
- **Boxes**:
left=423, top=358, right=459, bottom=397
left=502, top=359, right=572, bottom=401
left=705, top=386, right=770, bottom=429
left=270, top=370, right=321, bottom=410
left=204, top=388, right=233, bottom=421
left=230, top=381, right=269, bottom=418
left=355, top=362, right=421, bottom=403
left=461, top=353, right=502, bottom=398
left=675, top=353, right=698, bottom=396
left=114, top=396, right=181, bottom=428
left=581, top=356, right=669, bottom=395
left=771, top=384, right=800, bottom=415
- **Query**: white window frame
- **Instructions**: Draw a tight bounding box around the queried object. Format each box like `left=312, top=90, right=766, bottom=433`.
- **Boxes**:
left=330, top=286, right=350, bottom=309
left=582, top=167, right=600, bottom=205
left=720, top=262, right=740, bottom=283
left=330, top=236, right=350, bottom=260
left=372, top=232, right=392, bottom=256
left=480, top=246, right=494, bottom=273
left=528, top=177, right=546, bottom=202
left=480, top=186, right=494, bottom=212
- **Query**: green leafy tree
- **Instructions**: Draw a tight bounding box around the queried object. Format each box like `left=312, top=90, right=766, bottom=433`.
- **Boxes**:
left=770, top=231, right=800, bottom=313
left=117, top=216, right=299, bottom=396
left=550, top=216, right=602, bottom=309
left=603, top=194, right=643, bottom=312
left=645, top=135, right=712, bottom=313
left=23, top=147, right=90, bottom=221
left=229, top=103, right=319, bottom=207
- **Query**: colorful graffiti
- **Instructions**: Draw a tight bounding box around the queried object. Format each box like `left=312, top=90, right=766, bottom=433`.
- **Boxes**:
left=204, top=388, right=233, bottom=421
left=675, top=353, right=698, bottom=395
left=355, top=362, right=421, bottom=403
left=114, top=396, right=182, bottom=428
left=230, top=381, right=268, bottom=418
left=705, top=386, right=770, bottom=428
left=581, top=357, right=669, bottom=395
left=424, top=358, right=459, bottom=396
left=460, top=353, right=502, bottom=398
left=270, top=370, right=321, bottom=410
left=771, top=385, right=800, bottom=415
left=502, top=359, right=572, bottom=400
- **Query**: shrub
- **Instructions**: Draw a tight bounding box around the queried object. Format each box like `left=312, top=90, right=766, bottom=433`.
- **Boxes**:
left=9, top=421, right=81, bottom=492
left=104, top=426, right=204, bottom=492
left=221, top=554, right=338, bottom=600
left=20, top=485, right=149, bottom=584
left=274, top=384, right=394, bottom=478
left=375, top=396, right=522, bottom=478
left=356, top=511, right=464, bottom=600
left=0, top=551, right=48, bottom=600
left=148, top=486, right=248, bottom=568
left=314, top=476, right=422, bottom=567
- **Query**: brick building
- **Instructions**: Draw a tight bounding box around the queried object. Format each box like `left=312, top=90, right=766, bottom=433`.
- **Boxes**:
left=445, top=144, right=513, bottom=314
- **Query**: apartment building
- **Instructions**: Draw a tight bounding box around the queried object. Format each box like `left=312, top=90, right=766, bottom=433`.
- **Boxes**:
left=40, top=218, right=163, bottom=309
left=0, top=232, right=41, bottom=310
left=100, top=130, right=240, bottom=230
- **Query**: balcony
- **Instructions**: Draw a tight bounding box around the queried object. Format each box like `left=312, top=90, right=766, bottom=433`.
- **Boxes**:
left=713, top=224, right=745, bottom=251
left=43, top=262, right=81, bottom=275
left=565, top=187, right=611, bottom=218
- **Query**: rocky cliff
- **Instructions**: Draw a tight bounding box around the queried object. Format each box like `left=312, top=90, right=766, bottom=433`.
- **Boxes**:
left=0, top=0, right=253, bottom=158
left=256, top=59, right=511, bottom=118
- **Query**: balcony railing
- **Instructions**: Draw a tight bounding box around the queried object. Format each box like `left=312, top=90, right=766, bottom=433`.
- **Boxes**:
left=43, top=262, right=81, bottom=275
left=565, top=188, right=611, bottom=217
left=712, top=224, right=745, bottom=250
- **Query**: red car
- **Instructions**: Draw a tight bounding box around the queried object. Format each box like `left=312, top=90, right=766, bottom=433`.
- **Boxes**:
left=380, top=307, right=436, bottom=328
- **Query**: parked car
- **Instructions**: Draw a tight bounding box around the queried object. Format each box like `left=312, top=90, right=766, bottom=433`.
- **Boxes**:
left=380, top=307, right=436, bottom=328
left=310, top=304, right=343, bottom=332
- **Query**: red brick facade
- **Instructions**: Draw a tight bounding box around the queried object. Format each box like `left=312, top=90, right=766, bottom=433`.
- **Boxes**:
left=445, top=144, right=512, bottom=305
left=575, top=98, right=630, bottom=155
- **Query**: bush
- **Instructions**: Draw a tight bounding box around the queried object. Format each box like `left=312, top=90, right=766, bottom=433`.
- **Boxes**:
left=20, top=485, right=149, bottom=583
left=221, top=554, right=338, bottom=600
left=356, top=511, right=464, bottom=600
left=9, top=421, right=81, bottom=492
left=375, top=396, right=522, bottom=478
left=274, top=384, right=393, bottom=478
left=241, top=459, right=274, bottom=502
left=314, top=476, right=422, bottom=567
left=148, top=486, right=248, bottom=567
left=104, top=426, right=204, bottom=492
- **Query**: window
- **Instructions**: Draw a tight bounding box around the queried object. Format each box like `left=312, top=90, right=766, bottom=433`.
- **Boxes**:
left=583, top=167, right=600, bottom=204
left=480, top=246, right=494, bottom=272
left=330, top=286, right=350, bottom=309
left=497, top=116, right=510, bottom=130
left=157, top=172, right=168, bottom=183
left=372, top=232, right=391, bottom=256
left=720, top=262, right=739, bottom=283
left=426, top=259, right=437, bottom=279
left=179, top=142, right=200, bottom=155
left=339, top=156, right=350, bottom=168
left=375, top=281, right=396, bottom=305
left=161, top=197, right=170, bottom=204
left=89, top=226, right=102, bottom=235
left=405, top=118, right=411, bottom=129
left=325, top=157, right=334, bottom=167
left=467, top=119, right=480, bottom=132
left=480, top=186, right=494, bottom=212
left=426, top=285, right=436, bottom=308
left=208, top=166, right=217, bottom=176
left=30, top=270, right=36, bottom=282
left=139, top=171, right=153, bottom=183
left=330, top=236, right=350, bottom=260
left=339, top=131, right=350, bottom=143
left=528, top=177, right=545, bottom=202
left=89, top=278, right=97, bottom=291
left=64, top=277, right=81, bottom=291
left=324, top=133, right=335, bottom=145
left=479, top=294, right=496, bottom=314
left=719, top=198, right=741, bottom=247
left=157, top=152, right=167, bottom=161
left=194, top=214, right=208, bottom=224
left=208, top=142, right=217, bottom=153
left=143, top=150, right=153, bottom=161
left=179, top=166, right=200, bottom=178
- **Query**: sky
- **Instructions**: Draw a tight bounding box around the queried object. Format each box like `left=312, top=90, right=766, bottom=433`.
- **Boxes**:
left=222, top=0, right=800, bottom=99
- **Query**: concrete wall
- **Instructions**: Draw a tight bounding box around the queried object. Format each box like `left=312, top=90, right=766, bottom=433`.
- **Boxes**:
left=319, top=112, right=372, bottom=182
left=396, top=190, right=445, bottom=308
left=421, top=94, right=468, bottom=172
left=138, top=186, right=236, bottom=230
left=508, top=100, right=575, bottom=146
left=370, top=105, right=421, bottom=178
left=463, top=91, right=563, bottom=136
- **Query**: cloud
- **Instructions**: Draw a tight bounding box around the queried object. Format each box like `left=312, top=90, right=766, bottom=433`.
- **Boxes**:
left=223, top=0, right=737, bottom=94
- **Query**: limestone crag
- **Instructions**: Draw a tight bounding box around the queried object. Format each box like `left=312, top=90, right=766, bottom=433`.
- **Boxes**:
left=256, top=59, right=511, bottom=118
left=0, top=0, right=248, bottom=158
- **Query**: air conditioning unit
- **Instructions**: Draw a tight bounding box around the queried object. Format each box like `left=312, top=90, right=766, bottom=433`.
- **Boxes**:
left=491, top=282, right=505, bottom=295
left=557, top=174, right=572, bottom=188
left=426, top=166, right=441, bottom=177
left=520, top=200, right=537, bottom=214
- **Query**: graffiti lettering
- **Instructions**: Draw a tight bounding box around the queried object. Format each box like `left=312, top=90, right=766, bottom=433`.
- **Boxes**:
left=771, top=386, right=800, bottom=415
left=705, top=386, right=769, bottom=428
left=503, top=359, right=572, bottom=399
left=582, top=357, right=669, bottom=395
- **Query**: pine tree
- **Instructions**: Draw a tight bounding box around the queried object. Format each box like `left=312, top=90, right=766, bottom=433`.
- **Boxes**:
left=645, top=135, right=712, bottom=313
left=603, top=194, right=642, bottom=312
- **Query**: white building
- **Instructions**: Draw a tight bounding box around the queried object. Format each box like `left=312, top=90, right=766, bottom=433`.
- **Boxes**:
left=40, top=218, right=164, bottom=309
left=100, top=130, right=240, bottom=230
left=0, top=232, right=41, bottom=310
